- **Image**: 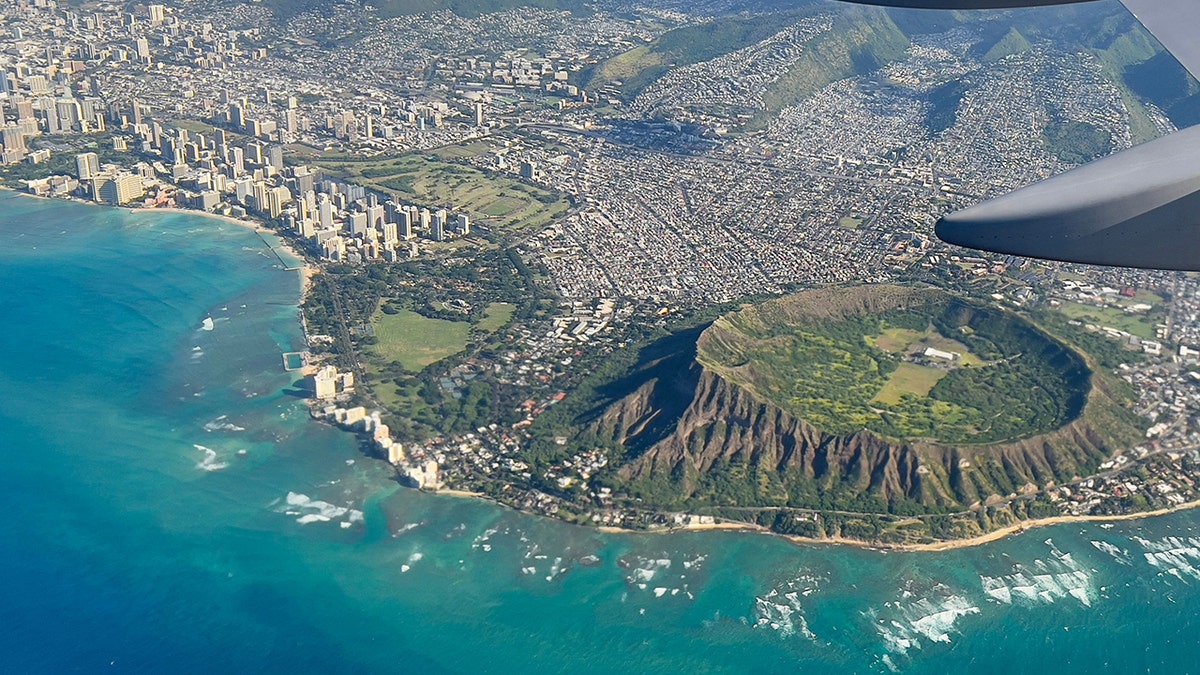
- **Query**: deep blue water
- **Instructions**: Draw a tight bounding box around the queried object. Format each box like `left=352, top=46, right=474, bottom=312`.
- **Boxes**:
left=3, top=190, right=1200, bottom=674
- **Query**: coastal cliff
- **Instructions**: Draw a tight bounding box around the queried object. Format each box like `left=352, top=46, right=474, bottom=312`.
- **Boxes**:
left=589, top=356, right=1128, bottom=512
left=562, top=286, right=1148, bottom=541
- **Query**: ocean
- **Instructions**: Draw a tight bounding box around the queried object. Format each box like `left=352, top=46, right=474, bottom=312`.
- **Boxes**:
left=2, top=189, right=1199, bottom=674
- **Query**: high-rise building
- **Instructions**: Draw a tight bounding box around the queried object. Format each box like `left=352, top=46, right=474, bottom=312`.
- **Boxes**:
left=251, top=181, right=270, bottom=213
left=318, top=196, right=334, bottom=228
left=313, top=366, right=338, bottom=400
left=97, top=174, right=144, bottom=205
left=431, top=209, right=446, bottom=242
left=367, top=203, right=384, bottom=229
left=75, top=152, right=99, bottom=180
left=234, top=177, right=253, bottom=204
left=134, top=38, right=150, bottom=60
left=15, top=99, right=34, bottom=121
left=348, top=212, right=368, bottom=237
left=1, top=124, right=26, bottom=164
left=80, top=98, right=98, bottom=124
left=456, top=213, right=470, bottom=236
left=265, top=186, right=291, bottom=219
left=384, top=200, right=402, bottom=223
left=474, top=102, right=484, bottom=127
left=193, top=191, right=220, bottom=212
left=246, top=142, right=264, bottom=166
left=396, top=209, right=413, bottom=240
left=267, top=144, right=283, bottom=171
left=27, top=75, right=49, bottom=95
left=382, top=222, right=398, bottom=245
left=230, top=146, right=245, bottom=176
left=41, top=102, right=60, bottom=135
left=55, top=99, right=81, bottom=131
left=293, top=166, right=316, bottom=195
left=147, top=4, right=165, bottom=24
left=2, top=125, right=27, bottom=154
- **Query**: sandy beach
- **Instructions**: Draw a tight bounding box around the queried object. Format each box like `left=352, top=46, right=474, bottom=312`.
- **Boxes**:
left=435, top=488, right=487, bottom=499
left=129, top=205, right=318, bottom=294
left=130, top=205, right=264, bottom=231
left=11, top=188, right=1196, bottom=555
left=1, top=187, right=321, bottom=304
left=590, top=499, right=1200, bottom=552
left=887, top=499, right=1200, bottom=552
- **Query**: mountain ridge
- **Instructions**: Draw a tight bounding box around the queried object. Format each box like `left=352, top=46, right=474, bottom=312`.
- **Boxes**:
left=566, top=286, right=1145, bottom=524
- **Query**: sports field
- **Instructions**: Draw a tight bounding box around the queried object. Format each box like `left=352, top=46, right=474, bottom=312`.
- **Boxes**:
left=372, top=309, right=470, bottom=372
left=871, top=363, right=948, bottom=406
left=476, top=302, right=516, bottom=334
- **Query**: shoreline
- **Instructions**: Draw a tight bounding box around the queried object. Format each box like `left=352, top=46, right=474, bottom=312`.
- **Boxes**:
left=0, top=186, right=319, bottom=297
left=13, top=187, right=1196, bottom=554
left=434, top=488, right=487, bottom=499
left=586, top=499, right=1200, bottom=553
left=127, top=205, right=318, bottom=296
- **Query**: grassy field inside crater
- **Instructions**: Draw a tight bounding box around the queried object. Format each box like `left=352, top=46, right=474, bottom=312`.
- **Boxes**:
left=699, top=289, right=1090, bottom=444
left=871, top=362, right=946, bottom=406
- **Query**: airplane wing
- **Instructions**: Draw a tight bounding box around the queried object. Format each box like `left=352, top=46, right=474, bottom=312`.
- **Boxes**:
left=837, top=0, right=1200, bottom=270
left=836, top=0, right=1094, bottom=7
left=936, top=125, right=1200, bottom=270
left=1120, top=0, right=1200, bottom=81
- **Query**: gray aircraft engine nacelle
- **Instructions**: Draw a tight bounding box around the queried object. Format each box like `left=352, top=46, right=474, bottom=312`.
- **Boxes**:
left=835, top=0, right=1200, bottom=270
left=837, top=0, right=1096, bottom=8
left=935, top=125, right=1200, bottom=271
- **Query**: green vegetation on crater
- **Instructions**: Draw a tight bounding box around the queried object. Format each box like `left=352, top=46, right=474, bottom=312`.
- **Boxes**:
left=699, top=290, right=1090, bottom=444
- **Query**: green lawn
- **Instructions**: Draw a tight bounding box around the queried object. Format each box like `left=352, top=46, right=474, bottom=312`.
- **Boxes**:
left=872, top=363, right=948, bottom=406
left=869, top=328, right=924, bottom=353
left=429, top=141, right=494, bottom=160
left=476, top=302, right=516, bottom=334
left=311, top=153, right=569, bottom=232
left=919, top=334, right=984, bottom=367
left=372, top=309, right=470, bottom=372
left=868, top=326, right=983, bottom=366
left=1057, top=302, right=1157, bottom=340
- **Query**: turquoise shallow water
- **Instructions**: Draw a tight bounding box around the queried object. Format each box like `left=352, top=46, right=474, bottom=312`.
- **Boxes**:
left=3, top=190, right=1200, bottom=674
